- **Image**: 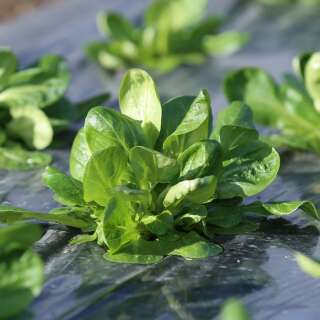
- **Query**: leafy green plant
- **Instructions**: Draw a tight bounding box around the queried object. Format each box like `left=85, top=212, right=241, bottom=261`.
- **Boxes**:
left=0, top=223, right=44, bottom=318
left=224, top=51, right=320, bottom=154
left=0, top=68, right=318, bottom=264
left=0, top=48, right=110, bottom=170
left=295, top=252, right=320, bottom=278
left=86, top=0, right=249, bottom=73
left=219, top=298, right=250, bottom=320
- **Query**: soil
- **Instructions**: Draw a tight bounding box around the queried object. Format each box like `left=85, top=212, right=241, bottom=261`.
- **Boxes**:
left=0, top=0, right=60, bottom=23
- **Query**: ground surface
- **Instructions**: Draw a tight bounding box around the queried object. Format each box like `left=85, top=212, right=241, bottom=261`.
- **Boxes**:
left=0, top=0, right=320, bottom=319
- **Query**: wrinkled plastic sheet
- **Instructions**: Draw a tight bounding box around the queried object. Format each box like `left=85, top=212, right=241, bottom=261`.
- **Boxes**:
left=1, top=0, right=320, bottom=319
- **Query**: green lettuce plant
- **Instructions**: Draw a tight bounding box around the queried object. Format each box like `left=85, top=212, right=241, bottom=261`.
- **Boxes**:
left=86, top=0, right=249, bottom=73
left=0, top=48, right=110, bottom=170
left=0, top=223, right=44, bottom=318
left=0, top=69, right=318, bottom=264
left=224, top=51, right=320, bottom=154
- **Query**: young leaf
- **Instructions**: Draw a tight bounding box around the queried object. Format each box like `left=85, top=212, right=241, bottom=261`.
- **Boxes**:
left=0, top=223, right=42, bottom=255
left=175, top=204, right=207, bottom=228
left=141, top=210, right=174, bottom=236
left=83, top=147, right=130, bottom=206
left=0, top=205, right=95, bottom=230
left=157, top=96, right=195, bottom=148
left=218, top=141, right=280, bottom=199
left=0, top=48, right=17, bottom=88
left=293, top=52, right=313, bottom=79
left=69, top=128, right=92, bottom=181
left=203, top=32, right=249, bottom=56
left=97, top=11, right=138, bottom=42
left=7, top=105, right=54, bottom=150
left=144, top=0, right=208, bottom=54
left=84, top=106, right=149, bottom=154
left=243, top=200, right=320, bottom=220
left=163, top=90, right=212, bottom=157
left=0, top=223, right=44, bottom=318
left=101, top=195, right=139, bottom=252
left=305, top=52, right=320, bottom=111
left=163, top=175, right=217, bottom=208
left=177, top=140, right=222, bottom=180
left=0, top=146, right=51, bottom=170
left=206, top=205, right=243, bottom=228
left=224, top=68, right=282, bottom=126
left=211, top=101, right=259, bottom=151
left=169, top=231, right=222, bottom=259
left=130, top=146, right=179, bottom=189
left=0, top=55, right=69, bottom=109
left=0, top=248, right=44, bottom=319
left=104, top=238, right=165, bottom=264
left=119, top=69, right=162, bottom=146
left=43, top=166, right=85, bottom=206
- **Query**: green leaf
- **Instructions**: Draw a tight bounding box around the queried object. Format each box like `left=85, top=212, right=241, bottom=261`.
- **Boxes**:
left=0, top=145, right=51, bottom=170
left=305, top=52, right=320, bottom=111
left=97, top=11, right=138, bottom=42
left=69, top=128, right=92, bottom=181
left=218, top=141, right=280, bottom=199
left=0, top=54, right=69, bottom=109
left=113, top=185, right=152, bottom=207
left=0, top=248, right=43, bottom=319
left=101, top=195, right=139, bottom=252
left=130, top=146, right=179, bottom=189
left=157, top=96, right=195, bottom=148
left=169, top=231, right=222, bottom=259
left=224, top=68, right=282, bottom=126
left=189, top=16, right=223, bottom=51
left=293, top=52, right=313, bottom=79
left=163, top=90, right=212, bottom=157
left=206, top=205, right=243, bottom=228
left=0, top=48, right=17, bottom=89
left=141, top=210, right=174, bottom=236
left=119, top=69, right=162, bottom=146
left=219, top=298, right=250, bottom=320
left=243, top=200, right=320, bottom=220
left=177, top=140, right=222, bottom=180
left=0, top=205, right=95, bottom=230
left=145, top=0, right=207, bottom=54
left=84, top=106, right=149, bottom=154
left=42, top=166, right=85, bottom=206
left=175, top=204, right=207, bottom=228
left=104, top=238, right=165, bottom=264
left=145, top=0, right=207, bottom=30
left=70, top=233, right=97, bottom=245
left=7, top=105, right=54, bottom=150
left=0, top=223, right=42, bottom=255
left=83, top=147, right=130, bottom=206
left=203, top=32, right=249, bottom=56
left=295, top=252, right=320, bottom=278
left=106, top=231, right=221, bottom=264
left=211, top=101, right=259, bottom=151
left=163, top=175, right=217, bottom=208
left=85, top=41, right=125, bottom=70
